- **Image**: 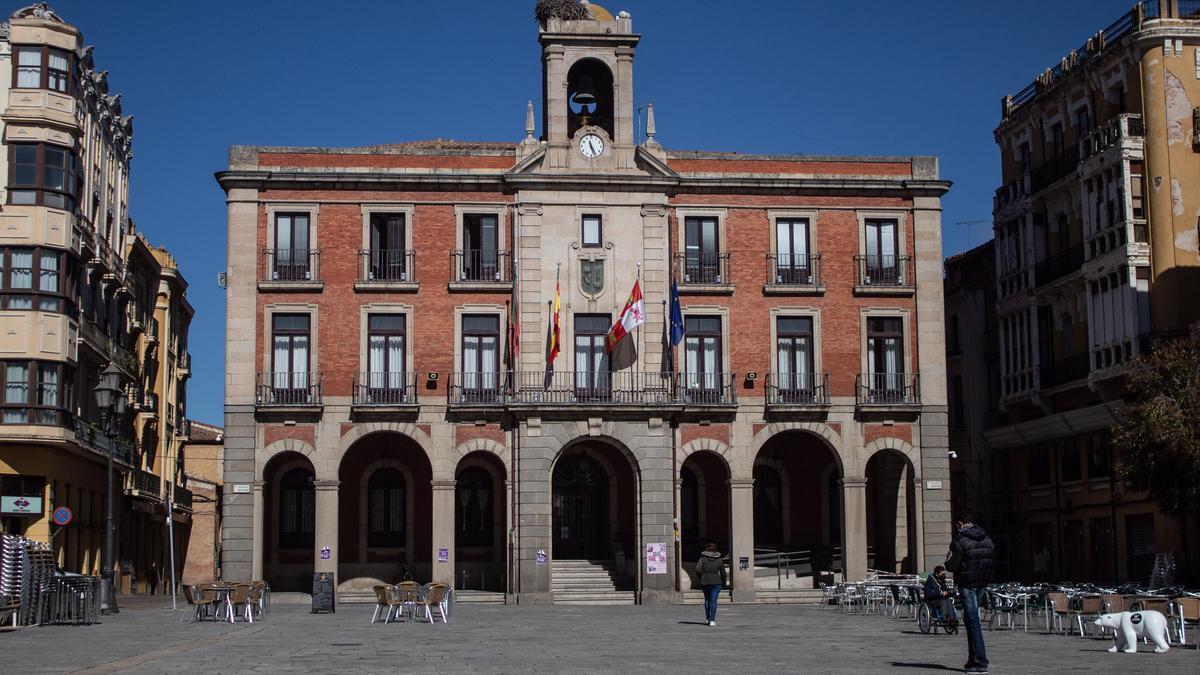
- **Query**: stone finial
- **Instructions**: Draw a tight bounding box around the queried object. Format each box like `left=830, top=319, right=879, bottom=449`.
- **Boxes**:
left=644, top=102, right=661, bottom=149
left=525, top=100, right=536, bottom=141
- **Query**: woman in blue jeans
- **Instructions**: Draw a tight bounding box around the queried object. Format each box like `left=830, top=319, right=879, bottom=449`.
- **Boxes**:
left=695, top=542, right=726, bottom=626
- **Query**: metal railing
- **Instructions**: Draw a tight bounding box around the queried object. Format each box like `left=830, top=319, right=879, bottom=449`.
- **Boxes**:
left=765, top=372, right=830, bottom=405
left=448, top=371, right=738, bottom=406
left=1030, top=154, right=1077, bottom=192
left=144, top=316, right=159, bottom=343
left=79, top=317, right=138, bottom=378
left=176, top=417, right=191, bottom=438
left=173, top=484, right=193, bottom=510
left=130, top=468, right=161, bottom=499
left=674, top=252, right=731, bottom=286
left=855, top=373, right=920, bottom=405
left=255, top=372, right=324, bottom=406
left=358, top=249, right=414, bottom=283
left=262, top=248, right=320, bottom=283
left=853, top=255, right=914, bottom=288
left=450, top=250, right=511, bottom=283
left=766, top=254, right=821, bottom=287
left=142, top=391, right=159, bottom=415
left=1038, top=352, right=1091, bottom=389
left=754, top=546, right=845, bottom=588
left=352, top=372, right=418, bottom=405
left=1079, top=113, right=1143, bottom=161
left=178, top=351, right=191, bottom=373
left=1034, top=244, right=1084, bottom=286
left=74, top=417, right=133, bottom=463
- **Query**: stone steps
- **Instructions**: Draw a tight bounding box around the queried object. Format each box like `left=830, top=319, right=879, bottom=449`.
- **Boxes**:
left=551, top=560, right=635, bottom=605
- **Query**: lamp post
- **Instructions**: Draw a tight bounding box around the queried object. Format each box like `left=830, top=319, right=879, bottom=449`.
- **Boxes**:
left=93, top=362, right=126, bottom=615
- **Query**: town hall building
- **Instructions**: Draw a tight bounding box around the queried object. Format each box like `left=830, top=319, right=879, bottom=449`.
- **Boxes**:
left=216, top=3, right=952, bottom=604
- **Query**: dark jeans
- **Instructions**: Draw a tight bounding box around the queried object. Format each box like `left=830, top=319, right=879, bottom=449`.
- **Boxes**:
left=959, top=586, right=988, bottom=668
left=702, top=584, right=721, bottom=622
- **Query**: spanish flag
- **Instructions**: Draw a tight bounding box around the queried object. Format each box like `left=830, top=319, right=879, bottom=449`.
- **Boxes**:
left=606, top=279, right=646, bottom=371
left=544, top=279, right=561, bottom=389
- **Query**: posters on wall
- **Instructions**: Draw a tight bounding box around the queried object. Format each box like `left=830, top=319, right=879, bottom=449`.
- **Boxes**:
left=645, top=542, right=667, bottom=574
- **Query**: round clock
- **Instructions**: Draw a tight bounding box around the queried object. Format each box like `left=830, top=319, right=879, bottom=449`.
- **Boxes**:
left=578, top=133, right=605, bottom=159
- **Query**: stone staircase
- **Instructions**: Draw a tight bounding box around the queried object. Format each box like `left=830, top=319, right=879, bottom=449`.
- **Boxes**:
left=681, top=588, right=824, bottom=604
left=551, top=560, right=636, bottom=605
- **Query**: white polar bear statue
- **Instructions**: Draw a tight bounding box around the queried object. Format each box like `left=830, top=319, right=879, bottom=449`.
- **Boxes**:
left=1094, top=611, right=1170, bottom=654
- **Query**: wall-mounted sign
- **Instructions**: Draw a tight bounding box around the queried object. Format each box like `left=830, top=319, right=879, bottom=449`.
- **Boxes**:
left=52, top=506, right=73, bottom=526
left=645, top=542, right=667, bottom=574
left=438, top=548, right=449, bottom=563
left=739, top=556, right=750, bottom=571
left=925, top=480, right=944, bottom=490
left=320, top=546, right=331, bottom=560
left=1, top=495, right=43, bottom=515
left=233, top=484, right=251, bottom=494
left=536, top=549, right=548, bottom=565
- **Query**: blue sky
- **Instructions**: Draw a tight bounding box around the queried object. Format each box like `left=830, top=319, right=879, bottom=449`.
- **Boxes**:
left=42, top=0, right=1136, bottom=424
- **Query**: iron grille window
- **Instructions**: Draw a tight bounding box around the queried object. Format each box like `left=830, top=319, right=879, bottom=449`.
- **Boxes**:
left=574, top=314, right=610, bottom=395
left=461, top=314, right=499, bottom=396
left=462, top=214, right=499, bottom=281
left=367, top=314, right=406, bottom=390
left=684, top=316, right=722, bottom=394
left=369, top=213, right=407, bottom=281
left=776, top=316, right=814, bottom=396
left=684, top=216, right=720, bottom=283
left=273, top=213, right=311, bottom=281
left=775, top=218, right=811, bottom=283
left=867, top=317, right=904, bottom=393
left=271, top=314, right=310, bottom=392
left=863, top=218, right=899, bottom=283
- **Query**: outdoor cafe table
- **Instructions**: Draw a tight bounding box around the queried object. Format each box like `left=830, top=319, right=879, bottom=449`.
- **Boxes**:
left=200, top=583, right=236, bottom=622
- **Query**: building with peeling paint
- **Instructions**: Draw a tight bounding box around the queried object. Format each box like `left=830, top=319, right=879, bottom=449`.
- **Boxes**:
left=973, top=0, right=1200, bottom=584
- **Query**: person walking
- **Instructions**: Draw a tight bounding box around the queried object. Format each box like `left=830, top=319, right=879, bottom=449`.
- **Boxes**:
left=695, top=542, right=726, bottom=626
left=945, top=514, right=995, bottom=674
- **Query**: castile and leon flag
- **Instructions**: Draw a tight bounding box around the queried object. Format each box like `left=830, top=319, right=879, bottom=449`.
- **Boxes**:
left=606, top=279, right=646, bottom=371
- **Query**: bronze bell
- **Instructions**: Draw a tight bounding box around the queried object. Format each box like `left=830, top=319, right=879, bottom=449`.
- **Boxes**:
left=572, top=76, right=597, bottom=107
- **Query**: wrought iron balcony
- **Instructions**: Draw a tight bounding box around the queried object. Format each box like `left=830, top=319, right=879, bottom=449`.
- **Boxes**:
left=674, top=252, right=731, bottom=287
left=1033, top=244, right=1084, bottom=287
left=144, top=316, right=159, bottom=344
left=450, top=250, right=512, bottom=285
left=173, top=483, right=193, bottom=511
left=855, top=373, right=920, bottom=406
left=853, top=255, right=914, bottom=289
left=357, top=249, right=415, bottom=284
left=765, top=372, right=830, bottom=406
left=447, top=371, right=738, bottom=407
left=129, top=468, right=161, bottom=501
left=1078, top=113, right=1144, bottom=162
left=79, top=316, right=138, bottom=378
left=255, top=372, right=324, bottom=407
left=352, top=372, right=418, bottom=406
left=261, top=248, right=321, bottom=283
left=765, top=254, right=821, bottom=289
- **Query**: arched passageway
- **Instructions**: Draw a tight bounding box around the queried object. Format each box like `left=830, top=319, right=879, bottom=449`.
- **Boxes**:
left=455, top=451, right=507, bottom=592
left=865, top=449, right=918, bottom=574
left=551, top=440, right=638, bottom=565
left=338, top=432, right=432, bottom=588
left=753, top=431, right=842, bottom=580
left=680, top=450, right=730, bottom=588
left=262, top=451, right=315, bottom=592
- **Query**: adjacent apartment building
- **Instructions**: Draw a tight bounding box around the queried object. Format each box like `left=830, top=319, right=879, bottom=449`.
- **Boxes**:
left=0, top=4, right=195, bottom=596
left=978, top=0, right=1200, bottom=584
left=217, top=2, right=952, bottom=603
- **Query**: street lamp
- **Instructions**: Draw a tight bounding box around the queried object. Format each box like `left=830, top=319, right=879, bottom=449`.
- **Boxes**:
left=93, top=362, right=127, bottom=615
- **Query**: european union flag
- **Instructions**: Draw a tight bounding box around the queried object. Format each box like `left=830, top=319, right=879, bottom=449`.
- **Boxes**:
left=668, top=281, right=685, bottom=346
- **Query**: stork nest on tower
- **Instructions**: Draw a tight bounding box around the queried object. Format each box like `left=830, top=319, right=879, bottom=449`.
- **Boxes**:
left=535, top=0, right=591, bottom=24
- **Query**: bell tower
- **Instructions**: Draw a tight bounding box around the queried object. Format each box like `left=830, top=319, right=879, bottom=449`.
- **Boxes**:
left=537, top=2, right=640, bottom=171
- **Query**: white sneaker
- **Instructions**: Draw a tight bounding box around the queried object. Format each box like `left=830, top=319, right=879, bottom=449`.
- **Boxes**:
left=708, top=620, right=716, bottom=626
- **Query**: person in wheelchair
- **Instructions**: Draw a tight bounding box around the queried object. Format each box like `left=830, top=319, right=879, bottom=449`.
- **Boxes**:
left=924, top=565, right=958, bottom=625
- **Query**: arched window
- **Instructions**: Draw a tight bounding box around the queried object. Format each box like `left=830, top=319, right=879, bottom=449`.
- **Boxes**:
left=279, top=467, right=314, bottom=549
left=456, top=467, right=493, bottom=547
left=367, top=468, right=406, bottom=548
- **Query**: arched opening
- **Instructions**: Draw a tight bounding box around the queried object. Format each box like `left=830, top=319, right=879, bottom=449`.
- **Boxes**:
left=338, top=432, right=432, bottom=592
left=866, top=449, right=918, bottom=574
left=753, top=431, right=842, bottom=584
left=680, top=451, right=730, bottom=589
left=566, top=58, right=614, bottom=140
left=551, top=440, right=637, bottom=566
left=455, top=451, right=507, bottom=592
left=262, top=451, right=315, bottom=592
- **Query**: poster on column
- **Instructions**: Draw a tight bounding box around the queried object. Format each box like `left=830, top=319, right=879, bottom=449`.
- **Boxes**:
left=645, top=542, right=667, bottom=574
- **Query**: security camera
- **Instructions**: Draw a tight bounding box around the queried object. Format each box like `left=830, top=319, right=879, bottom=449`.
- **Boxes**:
left=947, top=450, right=958, bottom=459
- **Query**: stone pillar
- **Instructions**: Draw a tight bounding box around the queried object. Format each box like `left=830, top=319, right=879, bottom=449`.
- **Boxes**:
left=729, top=478, right=756, bottom=602
left=312, top=480, right=339, bottom=576
left=842, top=477, right=869, bottom=581
left=431, top=480, right=457, bottom=586
left=251, top=481, right=264, bottom=580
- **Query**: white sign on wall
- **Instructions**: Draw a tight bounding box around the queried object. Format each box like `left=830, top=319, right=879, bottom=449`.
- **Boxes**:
left=1, top=495, right=43, bottom=515
left=925, top=480, right=943, bottom=490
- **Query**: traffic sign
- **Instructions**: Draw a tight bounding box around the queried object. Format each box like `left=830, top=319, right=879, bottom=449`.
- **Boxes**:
left=52, top=506, right=73, bottom=526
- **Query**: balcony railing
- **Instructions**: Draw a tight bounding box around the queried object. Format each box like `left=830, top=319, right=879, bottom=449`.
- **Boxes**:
left=352, top=372, right=418, bottom=406
left=674, top=252, right=731, bottom=286
left=765, top=372, right=830, bottom=406
left=175, top=417, right=191, bottom=438
left=1079, top=113, right=1143, bottom=161
left=1030, top=154, right=1077, bottom=193
left=450, top=250, right=511, bottom=284
left=855, top=373, right=920, bottom=406
left=262, top=248, right=321, bottom=283
left=178, top=351, right=191, bottom=375
left=1033, top=244, right=1084, bottom=286
left=853, top=255, right=914, bottom=288
left=358, top=249, right=414, bottom=283
left=766, top=254, right=821, bottom=288
left=142, top=391, right=159, bottom=415
left=172, top=484, right=193, bottom=510
left=255, top=372, right=324, bottom=406
left=79, top=317, right=138, bottom=378
left=144, top=316, right=159, bottom=344
left=130, top=468, right=161, bottom=500
left=448, top=371, right=737, bottom=406
left=1038, top=352, right=1091, bottom=389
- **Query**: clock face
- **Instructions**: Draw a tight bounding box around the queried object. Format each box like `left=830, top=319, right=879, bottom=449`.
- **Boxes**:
left=578, top=133, right=604, bottom=159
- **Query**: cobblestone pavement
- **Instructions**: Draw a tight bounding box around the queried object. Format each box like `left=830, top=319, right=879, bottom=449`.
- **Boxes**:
left=2, top=597, right=1197, bottom=673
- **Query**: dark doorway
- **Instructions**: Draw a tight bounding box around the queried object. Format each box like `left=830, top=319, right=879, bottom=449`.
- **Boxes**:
left=552, top=453, right=610, bottom=560
left=753, top=464, right=783, bottom=546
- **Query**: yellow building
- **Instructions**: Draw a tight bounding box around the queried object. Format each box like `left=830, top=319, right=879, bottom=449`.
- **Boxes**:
left=0, top=4, right=193, bottom=595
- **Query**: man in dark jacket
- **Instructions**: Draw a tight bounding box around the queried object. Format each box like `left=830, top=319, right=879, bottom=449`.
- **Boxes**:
left=945, top=514, right=994, bottom=674
left=923, top=565, right=957, bottom=624
left=695, top=542, right=726, bottom=626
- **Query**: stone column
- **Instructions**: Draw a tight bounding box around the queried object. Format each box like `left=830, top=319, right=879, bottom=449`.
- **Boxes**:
left=842, top=477, right=869, bottom=581
left=729, top=478, right=756, bottom=602
left=312, top=480, right=339, bottom=576
left=251, top=481, right=264, bottom=580
left=431, top=479, right=457, bottom=586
